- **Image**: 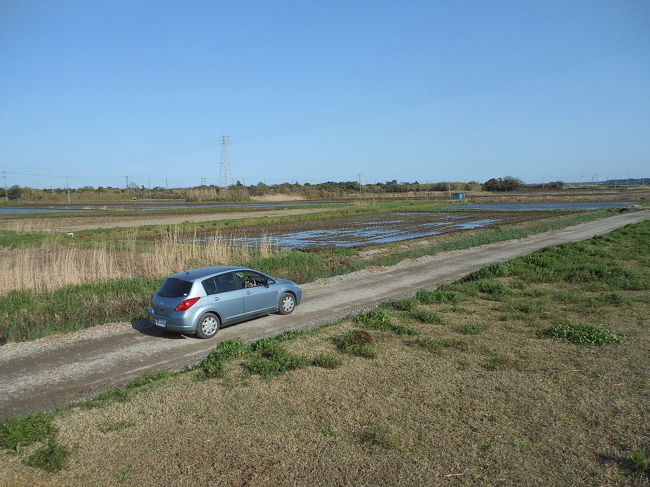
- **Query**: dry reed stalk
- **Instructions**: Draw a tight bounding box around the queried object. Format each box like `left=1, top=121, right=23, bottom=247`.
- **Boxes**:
left=0, top=227, right=274, bottom=294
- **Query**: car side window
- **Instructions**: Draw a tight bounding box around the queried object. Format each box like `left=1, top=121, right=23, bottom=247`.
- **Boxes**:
left=202, top=277, right=218, bottom=295
left=235, top=271, right=268, bottom=288
left=214, top=272, right=240, bottom=293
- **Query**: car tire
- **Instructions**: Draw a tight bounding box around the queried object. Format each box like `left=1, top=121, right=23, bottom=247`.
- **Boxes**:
left=196, top=313, right=220, bottom=339
left=278, top=293, right=296, bottom=315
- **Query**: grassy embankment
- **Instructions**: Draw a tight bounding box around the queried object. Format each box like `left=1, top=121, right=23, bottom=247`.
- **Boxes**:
left=0, top=206, right=631, bottom=343
left=0, top=221, right=648, bottom=485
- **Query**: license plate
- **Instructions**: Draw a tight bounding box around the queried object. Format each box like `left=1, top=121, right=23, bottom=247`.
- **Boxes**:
left=154, top=319, right=166, bottom=327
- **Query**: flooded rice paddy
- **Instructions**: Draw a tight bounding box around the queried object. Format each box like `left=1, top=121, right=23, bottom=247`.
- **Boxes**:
left=196, top=211, right=563, bottom=250
left=443, top=201, right=636, bottom=211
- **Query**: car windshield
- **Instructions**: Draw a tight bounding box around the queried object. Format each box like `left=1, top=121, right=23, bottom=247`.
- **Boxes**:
left=158, top=278, right=192, bottom=298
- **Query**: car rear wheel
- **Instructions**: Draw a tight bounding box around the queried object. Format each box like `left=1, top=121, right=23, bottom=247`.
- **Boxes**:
left=278, top=293, right=296, bottom=315
left=196, top=313, right=220, bottom=339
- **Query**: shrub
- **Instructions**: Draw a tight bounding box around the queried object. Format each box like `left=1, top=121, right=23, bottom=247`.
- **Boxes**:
left=538, top=324, right=623, bottom=346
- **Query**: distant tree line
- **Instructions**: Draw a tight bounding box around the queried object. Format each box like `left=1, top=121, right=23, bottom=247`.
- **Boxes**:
left=0, top=176, right=569, bottom=202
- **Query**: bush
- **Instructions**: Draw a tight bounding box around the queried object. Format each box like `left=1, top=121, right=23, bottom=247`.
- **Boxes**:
left=538, top=324, right=623, bottom=346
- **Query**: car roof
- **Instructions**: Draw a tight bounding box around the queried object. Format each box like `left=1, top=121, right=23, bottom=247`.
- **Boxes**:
left=169, top=266, right=249, bottom=282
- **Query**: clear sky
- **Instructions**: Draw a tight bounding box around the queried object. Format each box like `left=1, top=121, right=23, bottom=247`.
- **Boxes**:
left=1, top=0, right=649, bottom=188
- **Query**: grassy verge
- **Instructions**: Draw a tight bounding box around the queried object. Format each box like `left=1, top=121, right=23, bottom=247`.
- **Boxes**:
left=0, top=207, right=631, bottom=343
left=1, top=220, right=647, bottom=484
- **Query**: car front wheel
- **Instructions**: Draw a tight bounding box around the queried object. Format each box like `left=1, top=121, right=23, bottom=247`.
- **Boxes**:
left=196, top=313, right=220, bottom=339
left=278, top=293, right=296, bottom=315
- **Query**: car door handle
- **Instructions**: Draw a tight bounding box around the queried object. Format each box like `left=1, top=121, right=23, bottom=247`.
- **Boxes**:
left=213, top=297, right=220, bottom=301
left=246, top=291, right=252, bottom=295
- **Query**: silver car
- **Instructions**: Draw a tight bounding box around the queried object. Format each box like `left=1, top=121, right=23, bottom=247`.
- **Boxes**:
left=148, top=266, right=302, bottom=338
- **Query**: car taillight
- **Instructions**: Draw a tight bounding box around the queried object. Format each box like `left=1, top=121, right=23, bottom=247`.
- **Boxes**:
left=175, top=297, right=200, bottom=311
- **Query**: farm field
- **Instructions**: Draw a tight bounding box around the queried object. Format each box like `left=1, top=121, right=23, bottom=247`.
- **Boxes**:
left=0, top=200, right=632, bottom=343
left=0, top=220, right=647, bottom=486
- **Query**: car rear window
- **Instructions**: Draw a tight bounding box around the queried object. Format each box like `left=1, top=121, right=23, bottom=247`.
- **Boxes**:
left=158, top=278, right=193, bottom=298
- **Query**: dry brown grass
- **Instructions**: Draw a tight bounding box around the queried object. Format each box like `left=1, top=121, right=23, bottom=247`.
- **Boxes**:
left=0, top=228, right=276, bottom=294
left=1, top=279, right=647, bottom=486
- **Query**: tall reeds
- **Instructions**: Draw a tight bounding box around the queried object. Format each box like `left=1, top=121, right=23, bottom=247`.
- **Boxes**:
left=0, top=228, right=277, bottom=294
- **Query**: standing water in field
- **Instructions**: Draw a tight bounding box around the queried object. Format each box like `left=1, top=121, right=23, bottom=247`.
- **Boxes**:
left=195, top=212, right=502, bottom=249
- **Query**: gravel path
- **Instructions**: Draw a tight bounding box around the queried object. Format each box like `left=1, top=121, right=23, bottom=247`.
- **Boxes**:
left=0, top=210, right=647, bottom=419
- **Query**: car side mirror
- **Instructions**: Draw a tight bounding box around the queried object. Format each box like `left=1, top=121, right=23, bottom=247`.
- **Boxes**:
left=263, top=280, right=270, bottom=288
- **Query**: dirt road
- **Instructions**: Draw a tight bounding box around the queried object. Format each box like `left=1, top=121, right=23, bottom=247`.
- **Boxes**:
left=1, top=207, right=327, bottom=232
left=1, top=210, right=647, bottom=419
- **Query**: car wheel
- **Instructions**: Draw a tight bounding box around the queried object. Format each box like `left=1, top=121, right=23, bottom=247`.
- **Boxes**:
left=196, top=313, right=220, bottom=339
left=278, top=293, right=296, bottom=315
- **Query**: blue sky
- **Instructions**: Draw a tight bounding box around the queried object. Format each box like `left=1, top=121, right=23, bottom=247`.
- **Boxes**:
left=1, top=0, right=649, bottom=188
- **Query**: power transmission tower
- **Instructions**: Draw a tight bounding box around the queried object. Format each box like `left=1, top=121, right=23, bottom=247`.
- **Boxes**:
left=219, top=134, right=232, bottom=187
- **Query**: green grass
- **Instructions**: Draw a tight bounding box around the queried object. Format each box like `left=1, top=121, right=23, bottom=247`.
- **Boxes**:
left=458, top=323, right=488, bottom=335
left=0, top=411, right=57, bottom=452
left=538, top=324, right=623, bottom=346
left=409, top=309, right=444, bottom=324
left=353, top=309, right=418, bottom=335
left=1, top=207, right=629, bottom=344
left=24, top=439, right=69, bottom=473
left=200, top=339, right=252, bottom=378
left=244, top=342, right=310, bottom=378
left=332, top=329, right=377, bottom=358
left=359, top=424, right=400, bottom=450
left=415, top=288, right=461, bottom=304
left=311, top=353, right=342, bottom=369
left=381, top=298, right=418, bottom=311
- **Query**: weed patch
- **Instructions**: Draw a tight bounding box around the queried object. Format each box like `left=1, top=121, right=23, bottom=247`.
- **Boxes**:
left=244, top=342, right=309, bottom=378
left=0, top=411, right=57, bottom=452
left=382, top=298, right=417, bottom=311
left=538, top=324, right=623, bottom=346
left=458, top=323, right=488, bottom=335
left=311, top=353, right=342, bottom=369
left=200, top=339, right=252, bottom=378
left=416, top=288, right=461, bottom=304
left=354, top=309, right=418, bottom=335
left=409, top=309, right=443, bottom=324
left=332, top=330, right=377, bottom=358
left=24, top=439, right=69, bottom=473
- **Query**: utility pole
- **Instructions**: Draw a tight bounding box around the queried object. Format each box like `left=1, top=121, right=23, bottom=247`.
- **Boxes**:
left=165, top=178, right=168, bottom=189
left=148, top=178, right=152, bottom=200
left=219, top=134, right=232, bottom=187
left=66, top=177, right=71, bottom=204
left=357, top=173, right=362, bottom=195
left=2, top=171, right=7, bottom=200
left=125, top=176, right=129, bottom=199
